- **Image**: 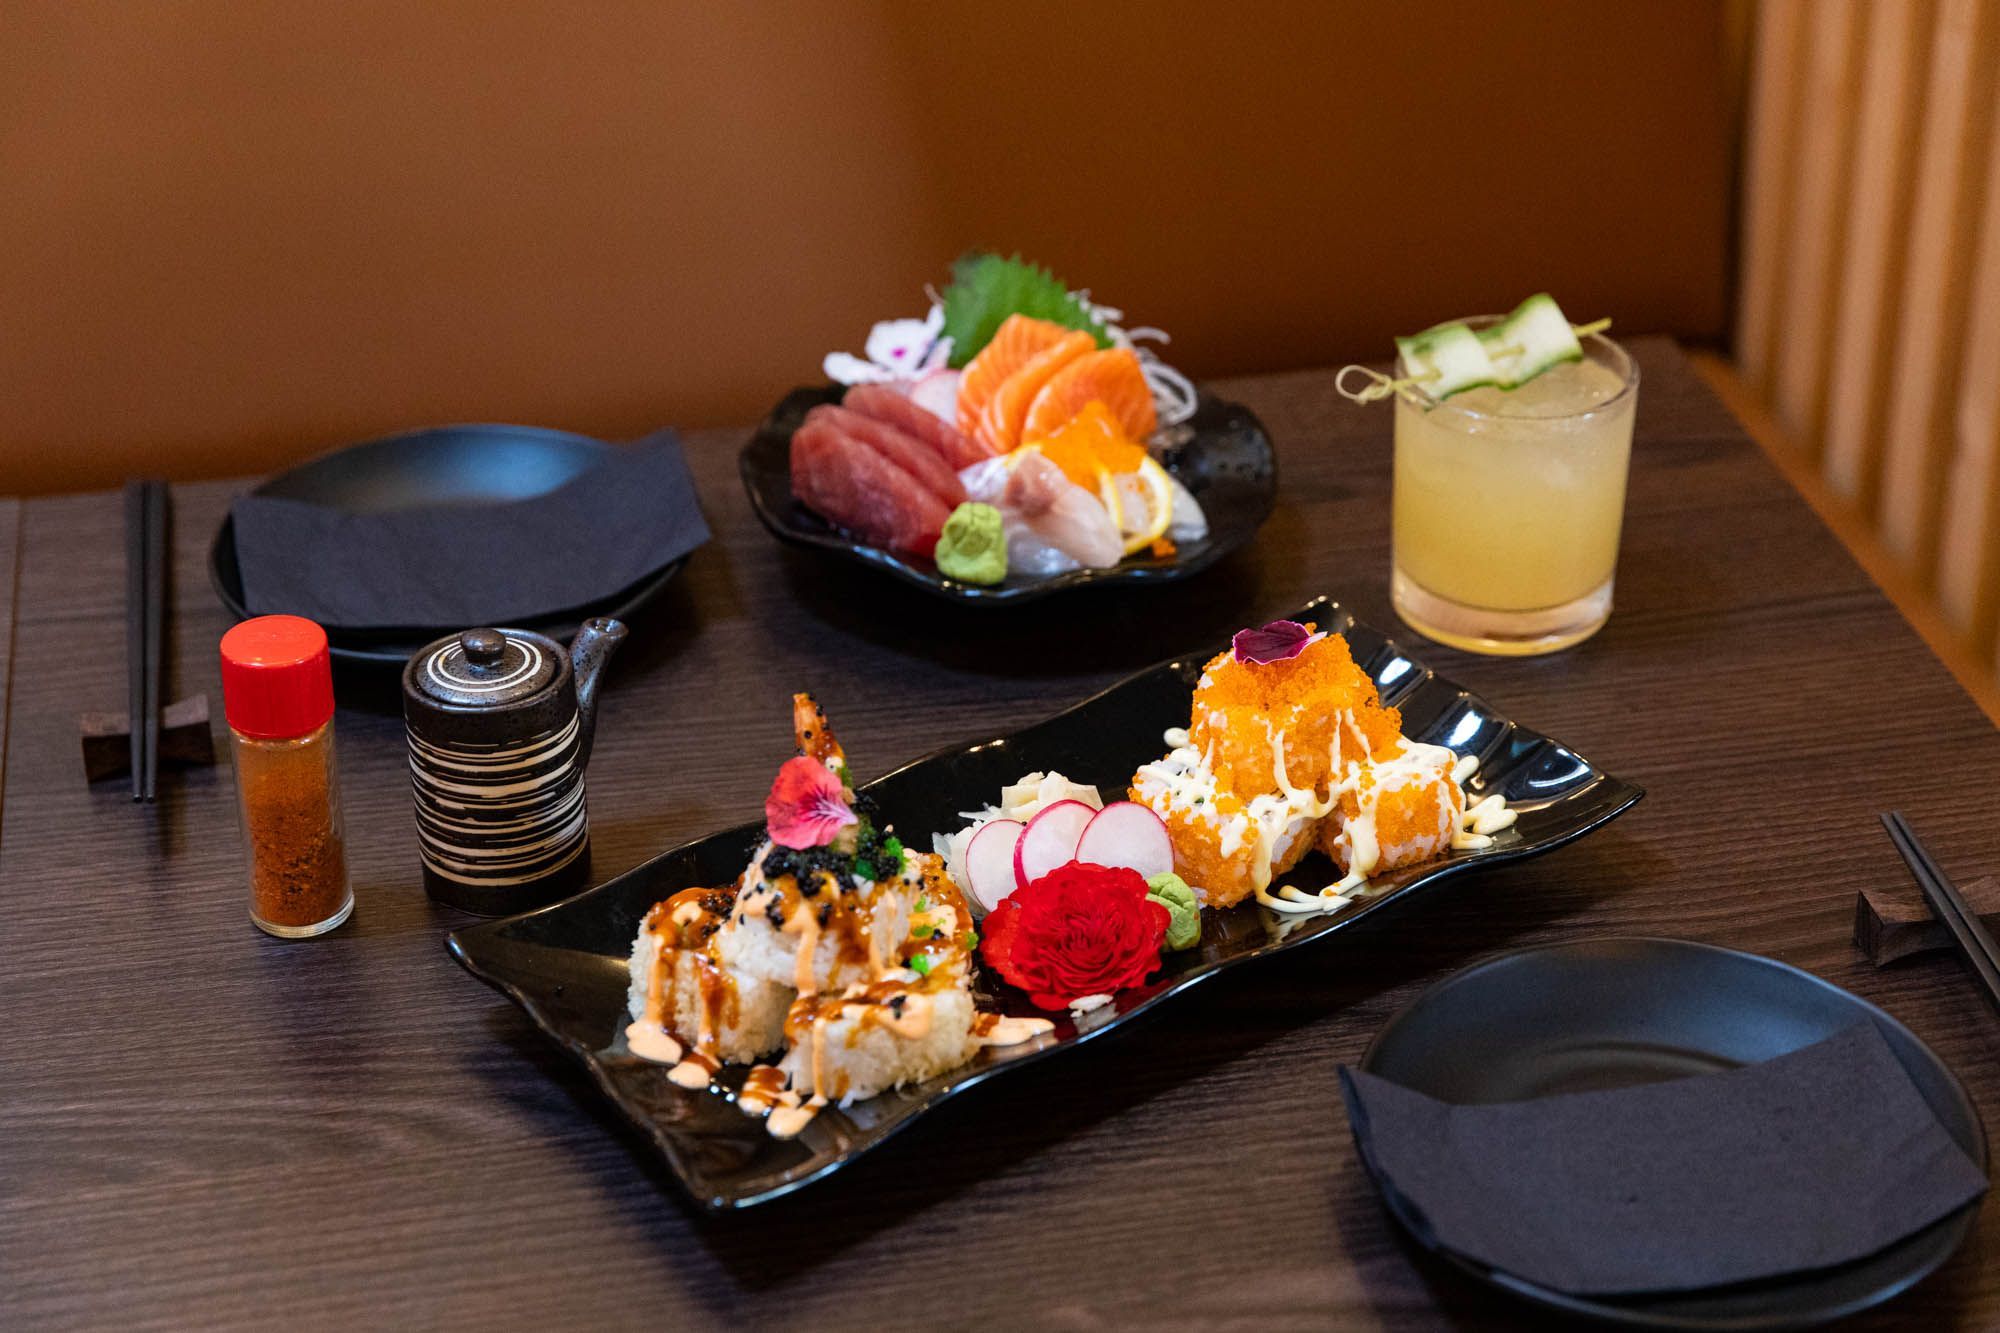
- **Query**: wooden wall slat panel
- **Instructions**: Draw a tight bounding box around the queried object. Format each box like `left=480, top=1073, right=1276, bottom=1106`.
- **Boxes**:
left=1737, top=0, right=1809, bottom=394
left=1823, top=0, right=1935, bottom=505
left=1938, top=93, right=2000, bottom=645
left=1877, top=0, right=2000, bottom=573
left=1739, top=0, right=2000, bottom=696
left=1772, top=0, right=1863, bottom=451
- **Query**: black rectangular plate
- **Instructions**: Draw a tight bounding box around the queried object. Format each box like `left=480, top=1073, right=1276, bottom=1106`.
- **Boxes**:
left=448, top=598, right=1643, bottom=1208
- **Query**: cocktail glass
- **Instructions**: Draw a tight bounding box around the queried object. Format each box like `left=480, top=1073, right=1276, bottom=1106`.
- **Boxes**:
left=1390, top=322, right=1638, bottom=656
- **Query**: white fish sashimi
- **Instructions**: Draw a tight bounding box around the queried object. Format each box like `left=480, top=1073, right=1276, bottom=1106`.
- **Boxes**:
left=1007, top=529, right=1083, bottom=576
left=959, top=456, right=1011, bottom=505
left=957, top=452, right=1122, bottom=571
left=1000, top=452, right=1123, bottom=569
left=1165, top=473, right=1209, bottom=542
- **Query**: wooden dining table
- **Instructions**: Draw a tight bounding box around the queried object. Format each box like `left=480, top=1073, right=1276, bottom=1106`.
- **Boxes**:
left=4, top=340, right=1999, bottom=1329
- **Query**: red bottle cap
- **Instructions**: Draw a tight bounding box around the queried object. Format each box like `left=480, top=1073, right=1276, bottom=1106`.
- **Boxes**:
left=219, top=615, right=336, bottom=739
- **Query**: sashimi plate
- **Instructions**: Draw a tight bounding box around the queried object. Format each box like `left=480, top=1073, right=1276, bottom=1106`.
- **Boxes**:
left=740, top=384, right=1278, bottom=602
left=448, top=598, right=1643, bottom=1209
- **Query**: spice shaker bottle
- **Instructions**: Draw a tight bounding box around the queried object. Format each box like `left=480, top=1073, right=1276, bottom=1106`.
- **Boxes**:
left=220, top=615, right=353, bottom=938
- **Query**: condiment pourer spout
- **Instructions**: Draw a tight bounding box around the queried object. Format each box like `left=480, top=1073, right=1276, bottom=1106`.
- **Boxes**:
left=570, top=617, right=628, bottom=767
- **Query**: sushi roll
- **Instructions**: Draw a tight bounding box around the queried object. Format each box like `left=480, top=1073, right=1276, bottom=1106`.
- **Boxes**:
left=1317, top=740, right=1467, bottom=879
left=1128, top=750, right=1321, bottom=907
left=776, top=975, right=980, bottom=1108
left=712, top=844, right=920, bottom=996
left=1186, top=631, right=1404, bottom=801
left=625, top=886, right=791, bottom=1065
left=773, top=867, right=980, bottom=1109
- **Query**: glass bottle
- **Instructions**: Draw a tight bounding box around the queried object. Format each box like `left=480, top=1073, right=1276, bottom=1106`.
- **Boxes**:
left=219, top=615, right=353, bottom=937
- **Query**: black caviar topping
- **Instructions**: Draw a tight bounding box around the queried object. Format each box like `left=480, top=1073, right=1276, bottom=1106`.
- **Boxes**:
left=762, top=811, right=903, bottom=894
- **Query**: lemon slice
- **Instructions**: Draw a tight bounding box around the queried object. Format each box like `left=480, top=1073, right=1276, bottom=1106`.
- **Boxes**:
left=1111, top=457, right=1175, bottom=555
left=1094, top=463, right=1123, bottom=532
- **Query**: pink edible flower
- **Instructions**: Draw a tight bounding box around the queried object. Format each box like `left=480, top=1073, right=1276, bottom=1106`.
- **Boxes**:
left=1232, top=619, right=1319, bottom=665
left=765, top=756, right=858, bottom=849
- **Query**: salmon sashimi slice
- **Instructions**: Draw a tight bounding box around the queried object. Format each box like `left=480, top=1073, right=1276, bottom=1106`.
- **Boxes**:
left=842, top=383, right=991, bottom=468
left=790, top=418, right=951, bottom=557
left=804, top=404, right=965, bottom=508
left=1022, top=347, right=1158, bottom=443
left=975, top=330, right=1097, bottom=453
left=955, top=315, right=1074, bottom=438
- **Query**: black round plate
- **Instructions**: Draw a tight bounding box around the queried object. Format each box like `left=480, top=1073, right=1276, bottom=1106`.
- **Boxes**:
left=209, top=424, right=687, bottom=667
left=1356, top=938, right=1986, bottom=1329
left=739, top=384, right=1277, bottom=603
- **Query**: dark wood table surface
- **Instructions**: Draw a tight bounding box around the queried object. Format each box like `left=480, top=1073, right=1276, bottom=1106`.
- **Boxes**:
left=6, top=340, right=2000, bottom=1329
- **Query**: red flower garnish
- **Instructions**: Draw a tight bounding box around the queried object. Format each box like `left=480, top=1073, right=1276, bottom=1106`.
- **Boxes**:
left=979, top=862, right=1169, bottom=1010
left=765, top=755, right=856, bottom=849
left=1232, top=619, right=1317, bottom=665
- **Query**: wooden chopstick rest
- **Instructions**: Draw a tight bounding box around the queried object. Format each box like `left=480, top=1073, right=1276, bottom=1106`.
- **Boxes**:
left=79, top=693, right=217, bottom=785
left=1855, top=874, right=2000, bottom=966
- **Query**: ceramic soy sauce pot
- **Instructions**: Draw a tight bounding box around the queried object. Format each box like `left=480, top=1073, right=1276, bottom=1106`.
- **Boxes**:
left=402, top=618, right=627, bottom=915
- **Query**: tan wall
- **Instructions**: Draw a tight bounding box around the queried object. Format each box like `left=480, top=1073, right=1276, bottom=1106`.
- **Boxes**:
left=0, top=1, right=1732, bottom=495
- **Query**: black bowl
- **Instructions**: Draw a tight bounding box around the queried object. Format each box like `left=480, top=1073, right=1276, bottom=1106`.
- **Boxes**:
left=210, top=424, right=687, bottom=667
left=449, top=597, right=1644, bottom=1208
left=740, top=384, right=1277, bottom=602
left=1355, top=938, right=1987, bottom=1329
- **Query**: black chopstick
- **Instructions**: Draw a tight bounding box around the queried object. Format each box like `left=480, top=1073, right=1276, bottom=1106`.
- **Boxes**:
left=124, top=479, right=167, bottom=803
left=1882, top=811, right=2000, bottom=1012
left=124, top=481, right=148, bottom=802
left=141, top=480, right=166, bottom=803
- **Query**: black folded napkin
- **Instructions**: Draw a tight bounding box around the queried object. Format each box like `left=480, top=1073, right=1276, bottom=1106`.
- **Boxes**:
left=1341, top=1023, right=1986, bottom=1297
left=233, top=430, right=708, bottom=632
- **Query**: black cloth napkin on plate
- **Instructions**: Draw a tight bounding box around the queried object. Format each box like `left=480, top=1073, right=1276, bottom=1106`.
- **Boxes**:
left=1341, top=1023, right=1986, bottom=1297
left=232, top=430, right=708, bottom=632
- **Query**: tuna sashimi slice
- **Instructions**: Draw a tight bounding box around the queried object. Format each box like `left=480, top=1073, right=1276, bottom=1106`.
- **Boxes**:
left=804, top=404, right=966, bottom=509
left=791, top=418, right=950, bottom=556
left=976, top=330, right=1097, bottom=454
left=956, top=314, right=1072, bottom=438
left=1023, top=347, right=1158, bottom=442
left=843, top=382, right=991, bottom=469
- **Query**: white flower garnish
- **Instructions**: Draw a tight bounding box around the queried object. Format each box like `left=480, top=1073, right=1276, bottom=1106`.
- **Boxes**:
left=823, top=304, right=953, bottom=385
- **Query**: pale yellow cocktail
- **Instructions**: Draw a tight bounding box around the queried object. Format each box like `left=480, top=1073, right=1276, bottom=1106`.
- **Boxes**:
left=1391, top=329, right=1637, bottom=654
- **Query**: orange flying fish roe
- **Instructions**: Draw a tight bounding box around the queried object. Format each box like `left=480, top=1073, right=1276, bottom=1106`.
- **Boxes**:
left=1186, top=629, right=1404, bottom=799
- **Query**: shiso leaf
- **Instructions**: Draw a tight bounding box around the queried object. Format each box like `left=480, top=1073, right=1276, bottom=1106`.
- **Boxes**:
left=940, top=252, right=1110, bottom=367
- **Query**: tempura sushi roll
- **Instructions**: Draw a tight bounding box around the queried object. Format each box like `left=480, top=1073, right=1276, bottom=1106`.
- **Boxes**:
left=1317, top=740, right=1466, bottom=878
left=1129, top=751, right=1319, bottom=908
left=1186, top=630, right=1403, bottom=800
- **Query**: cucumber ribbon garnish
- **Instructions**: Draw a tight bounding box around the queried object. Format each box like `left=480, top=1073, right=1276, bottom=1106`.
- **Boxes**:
left=1336, top=293, right=1611, bottom=408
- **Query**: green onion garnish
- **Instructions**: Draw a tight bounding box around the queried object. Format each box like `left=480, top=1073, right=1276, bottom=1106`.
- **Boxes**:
left=909, top=954, right=931, bottom=977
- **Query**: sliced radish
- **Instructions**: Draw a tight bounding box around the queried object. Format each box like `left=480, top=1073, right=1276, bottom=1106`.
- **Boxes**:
left=1075, top=801, right=1175, bottom=880
left=1015, top=800, right=1097, bottom=888
left=961, top=819, right=1026, bottom=913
